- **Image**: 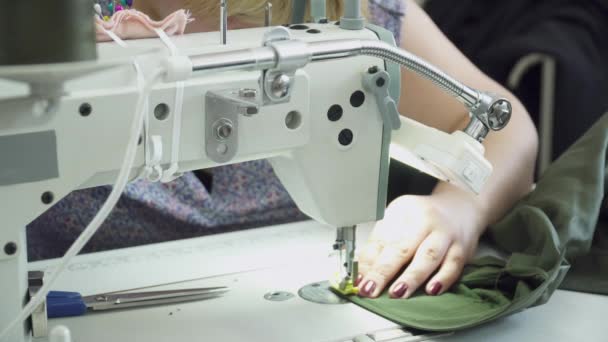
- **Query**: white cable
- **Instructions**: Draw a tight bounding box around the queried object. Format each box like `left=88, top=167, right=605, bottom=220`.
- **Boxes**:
left=104, top=29, right=165, bottom=183
left=133, top=61, right=164, bottom=182
left=155, top=28, right=185, bottom=183
left=0, top=67, right=166, bottom=341
left=103, top=29, right=128, bottom=48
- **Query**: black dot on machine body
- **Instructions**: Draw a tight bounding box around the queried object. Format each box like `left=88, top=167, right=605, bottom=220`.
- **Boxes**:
left=327, top=105, right=343, bottom=122
left=4, top=242, right=17, bottom=256
left=79, top=103, right=92, bottom=117
left=41, top=191, right=54, bottom=205
left=350, top=91, right=365, bottom=108
left=338, top=129, right=354, bottom=146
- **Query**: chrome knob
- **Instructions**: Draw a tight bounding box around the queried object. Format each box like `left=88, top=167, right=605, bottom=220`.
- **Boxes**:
left=488, top=99, right=512, bottom=131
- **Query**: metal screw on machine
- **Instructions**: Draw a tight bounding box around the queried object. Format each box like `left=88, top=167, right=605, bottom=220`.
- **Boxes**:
left=239, top=106, right=259, bottom=116
left=205, top=89, right=258, bottom=163
left=238, top=88, right=258, bottom=99
left=465, top=93, right=513, bottom=142
left=268, top=73, right=291, bottom=100
left=235, top=89, right=260, bottom=116
left=488, top=99, right=512, bottom=130
left=214, top=119, right=233, bottom=140
left=259, top=27, right=307, bottom=104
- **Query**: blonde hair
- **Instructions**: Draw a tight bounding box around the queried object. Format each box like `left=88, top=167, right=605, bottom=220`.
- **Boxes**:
left=183, top=0, right=366, bottom=26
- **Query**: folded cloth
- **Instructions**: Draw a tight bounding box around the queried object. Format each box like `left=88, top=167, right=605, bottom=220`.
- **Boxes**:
left=95, top=9, right=192, bottom=42
left=345, top=112, right=608, bottom=331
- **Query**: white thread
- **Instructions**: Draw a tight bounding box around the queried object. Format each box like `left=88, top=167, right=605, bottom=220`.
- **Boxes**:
left=132, top=61, right=164, bottom=182
left=147, top=136, right=165, bottom=182
left=103, top=29, right=128, bottom=48
left=155, top=28, right=185, bottom=183
left=133, top=61, right=151, bottom=180
left=0, top=26, right=166, bottom=334
left=107, top=30, right=166, bottom=183
left=106, top=26, right=186, bottom=183
left=0, top=64, right=165, bottom=342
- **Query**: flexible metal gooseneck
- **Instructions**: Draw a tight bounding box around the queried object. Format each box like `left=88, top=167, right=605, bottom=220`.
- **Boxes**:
left=191, top=38, right=512, bottom=141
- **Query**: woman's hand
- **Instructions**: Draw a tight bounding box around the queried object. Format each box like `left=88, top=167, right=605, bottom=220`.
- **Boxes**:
left=357, top=193, right=485, bottom=299
left=365, top=0, right=538, bottom=300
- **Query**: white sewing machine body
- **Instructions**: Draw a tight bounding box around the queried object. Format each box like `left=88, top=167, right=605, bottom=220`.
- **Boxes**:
left=0, top=24, right=390, bottom=228
left=0, top=18, right=500, bottom=341
left=0, top=23, right=390, bottom=342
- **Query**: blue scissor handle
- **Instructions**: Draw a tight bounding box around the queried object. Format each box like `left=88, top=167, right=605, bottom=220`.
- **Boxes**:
left=46, top=291, right=87, bottom=318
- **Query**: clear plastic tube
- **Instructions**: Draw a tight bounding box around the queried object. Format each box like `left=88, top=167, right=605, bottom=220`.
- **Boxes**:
left=0, top=67, right=165, bottom=341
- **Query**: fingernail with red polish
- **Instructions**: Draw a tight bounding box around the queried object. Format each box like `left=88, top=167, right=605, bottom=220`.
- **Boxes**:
left=430, top=282, right=443, bottom=296
left=361, top=280, right=376, bottom=297
left=355, top=274, right=363, bottom=286
left=390, top=283, right=408, bottom=298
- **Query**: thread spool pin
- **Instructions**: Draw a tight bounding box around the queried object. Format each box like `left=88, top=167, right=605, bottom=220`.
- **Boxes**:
left=220, top=0, right=228, bottom=45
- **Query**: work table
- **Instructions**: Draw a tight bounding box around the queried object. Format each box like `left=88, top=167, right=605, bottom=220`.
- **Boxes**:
left=31, top=221, right=607, bottom=342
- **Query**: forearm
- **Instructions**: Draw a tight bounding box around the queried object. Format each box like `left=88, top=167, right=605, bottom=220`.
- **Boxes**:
left=432, top=97, right=538, bottom=235
left=400, top=0, right=538, bottom=234
left=357, top=0, right=538, bottom=297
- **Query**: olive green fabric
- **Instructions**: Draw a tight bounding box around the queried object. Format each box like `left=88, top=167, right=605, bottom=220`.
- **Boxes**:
left=347, top=113, right=608, bottom=332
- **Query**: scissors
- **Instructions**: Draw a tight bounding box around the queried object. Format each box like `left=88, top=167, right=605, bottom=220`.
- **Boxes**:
left=46, top=287, right=229, bottom=318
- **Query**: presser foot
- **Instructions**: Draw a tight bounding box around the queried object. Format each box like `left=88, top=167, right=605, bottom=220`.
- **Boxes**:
left=332, top=226, right=359, bottom=296
left=330, top=258, right=359, bottom=296
left=330, top=275, right=359, bottom=296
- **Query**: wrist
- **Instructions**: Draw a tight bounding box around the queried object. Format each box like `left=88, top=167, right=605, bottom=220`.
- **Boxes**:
left=430, top=183, right=489, bottom=238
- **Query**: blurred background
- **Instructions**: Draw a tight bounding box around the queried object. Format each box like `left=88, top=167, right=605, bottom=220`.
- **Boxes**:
left=418, top=0, right=608, bottom=176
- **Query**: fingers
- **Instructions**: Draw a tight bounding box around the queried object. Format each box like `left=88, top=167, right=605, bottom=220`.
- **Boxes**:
left=358, top=229, right=429, bottom=298
left=357, top=238, right=384, bottom=285
left=424, top=244, right=466, bottom=296
left=387, top=232, right=451, bottom=299
left=357, top=196, right=432, bottom=284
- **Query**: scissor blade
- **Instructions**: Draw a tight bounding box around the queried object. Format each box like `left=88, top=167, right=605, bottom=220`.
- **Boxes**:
left=83, top=287, right=229, bottom=311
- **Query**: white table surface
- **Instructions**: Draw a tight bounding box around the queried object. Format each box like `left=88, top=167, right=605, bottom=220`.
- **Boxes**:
left=30, top=221, right=607, bottom=342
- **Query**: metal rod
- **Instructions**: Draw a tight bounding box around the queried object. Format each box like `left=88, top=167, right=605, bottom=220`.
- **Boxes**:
left=307, top=40, right=480, bottom=107
left=343, top=0, right=361, bottom=20
left=190, top=38, right=481, bottom=109
left=311, top=0, right=326, bottom=23
left=340, top=0, right=365, bottom=30
left=464, top=118, right=490, bottom=142
left=291, top=0, right=306, bottom=24
left=220, top=0, right=227, bottom=45
left=265, top=2, right=272, bottom=27
left=191, top=47, right=276, bottom=72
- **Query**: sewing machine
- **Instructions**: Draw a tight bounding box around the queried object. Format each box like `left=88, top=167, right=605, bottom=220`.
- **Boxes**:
left=0, top=1, right=514, bottom=341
